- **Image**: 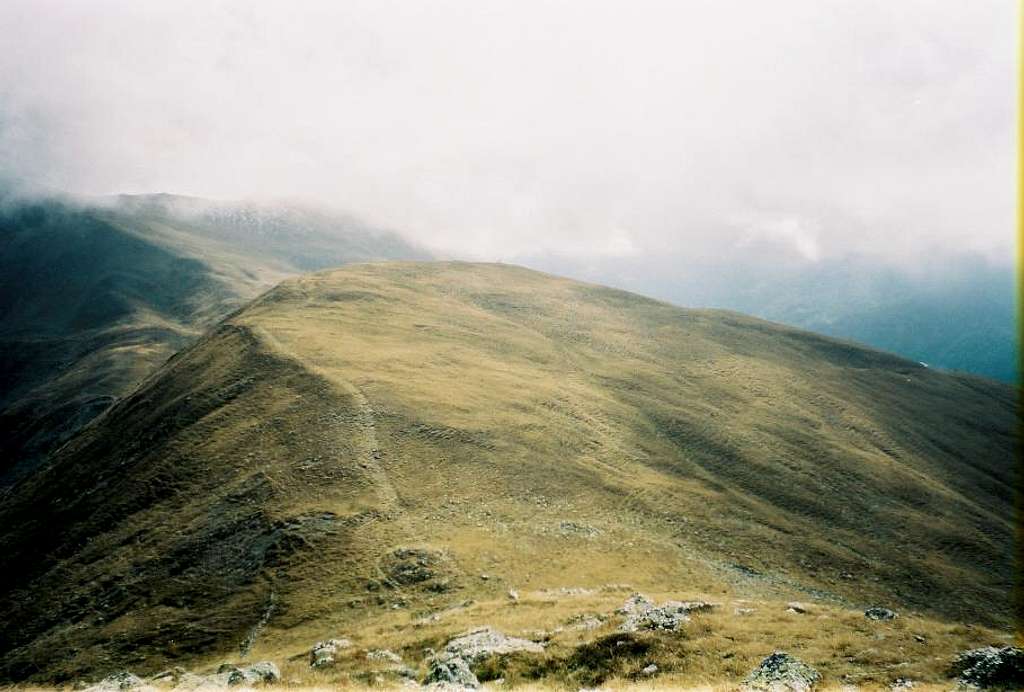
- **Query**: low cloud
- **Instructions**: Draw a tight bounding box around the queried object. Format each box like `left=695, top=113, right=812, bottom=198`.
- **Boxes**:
left=0, top=0, right=1013, bottom=266
left=734, top=214, right=823, bottom=263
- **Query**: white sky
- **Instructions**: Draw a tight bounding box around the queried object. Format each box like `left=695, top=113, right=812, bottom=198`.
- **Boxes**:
left=0, top=0, right=1015, bottom=264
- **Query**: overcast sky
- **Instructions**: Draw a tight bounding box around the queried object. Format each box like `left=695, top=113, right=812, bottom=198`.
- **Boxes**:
left=0, top=1, right=1014, bottom=264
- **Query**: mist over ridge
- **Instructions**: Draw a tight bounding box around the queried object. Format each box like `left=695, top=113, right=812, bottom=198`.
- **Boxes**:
left=0, top=1, right=1013, bottom=265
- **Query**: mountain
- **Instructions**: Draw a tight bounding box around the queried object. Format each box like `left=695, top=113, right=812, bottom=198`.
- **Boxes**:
left=0, top=261, right=1014, bottom=684
left=0, top=194, right=428, bottom=483
left=703, top=255, right=1018, bottom=385
left=516, top=251, right=1018, bottom=384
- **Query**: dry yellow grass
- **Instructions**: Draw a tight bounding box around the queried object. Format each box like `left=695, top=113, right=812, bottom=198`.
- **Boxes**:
left=0, top=261, right=1015, bottom=687
left=2, top=594, right=1011, bottom=689
left=243, top=591, right=1010, bottom=689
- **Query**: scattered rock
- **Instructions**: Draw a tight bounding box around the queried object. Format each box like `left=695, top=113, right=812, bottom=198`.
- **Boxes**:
left=743, top=652, right=821, bottom=692
left=309, top=638, right=352, bottom=668
left=735, top=607, right=756, bottom=616
left=382, top=547, right=452, bottom=591
left=540, top=586, right=594, bottom=597
left=558, top=521, right=601, bottom=537
left=218, top=662, right=280, bottom=686
left=85, top=664, right=283, bottom=692
left=507, top=589, right=519, bottom=601
left=444, top=627, right=544, bottom=664
left=641, top=663, right=659, bottom=677
left=949, top=646, right=1024, bottom=688
left=617, top=593, right=654, bottom=614
left=426, top=655, right=480, bottom=689
left=618, top=593, right=716, bottom=632
left=913, top=635, right=926, bottom=644
left=566, top=613, right=606, bottom=631
left=890, top=678, right=915, bottom=691
left=864, top=607, right=898, bottom=621
left=786, top=602, right=810, bottom=615
left=244, top=662, right=281, bottom=683
left=82, top=673, right=154, bottom=692
left=367, top=649, right=403, bottom=664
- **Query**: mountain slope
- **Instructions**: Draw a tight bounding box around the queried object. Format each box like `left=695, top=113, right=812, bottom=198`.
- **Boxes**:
left=0, top=195, right=428, bottom=483
left=0, top=261, right=1015, bottom=682
left=519, top=251, right=1018, bottom=383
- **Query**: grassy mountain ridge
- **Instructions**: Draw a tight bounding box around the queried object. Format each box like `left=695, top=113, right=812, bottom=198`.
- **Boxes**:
left=0, top=195, right=428, bottom=483
left=0, top=261, right=1014, bottom=683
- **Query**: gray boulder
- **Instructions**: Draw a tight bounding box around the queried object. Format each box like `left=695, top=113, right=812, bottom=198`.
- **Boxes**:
left=743, top=652, right=821, bottom=692
left=243, top=662, right=280, bottom=683
left=310, top=638, right=351, bottom=668
left=426, top=655, right=479, bottom=689
left=950, top=646, right=1024, bottom=688
left=444, top=627, right=543, bottom=664
left=217, top=662, right=280, bottom=686
left=864, top=607, right=898, bottom=621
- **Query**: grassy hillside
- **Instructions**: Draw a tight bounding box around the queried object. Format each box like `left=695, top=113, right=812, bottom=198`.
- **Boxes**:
left=520, top=252, right=1018, bottom=384
left=0, top=262, right=1015, bottom=686
left=0, top=195, right=427, bottom=483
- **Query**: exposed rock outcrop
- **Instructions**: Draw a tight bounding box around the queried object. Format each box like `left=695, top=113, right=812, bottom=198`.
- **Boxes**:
left=217, top=662, right=280, bottom=686
left=309, top=638, right=352, bottom=668
left=743, top=652, right=821, bottom=692
left=617, top=593, right=716, bottom=632
left=443, top=627, right=544, bottom=664
left=425, top=655, right=479, bottom=689
left=864, top=607, right=898, bottom=621
left=950, top=646, right=1024, bottom=688
left=82, top=673, right=155, bottom=692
